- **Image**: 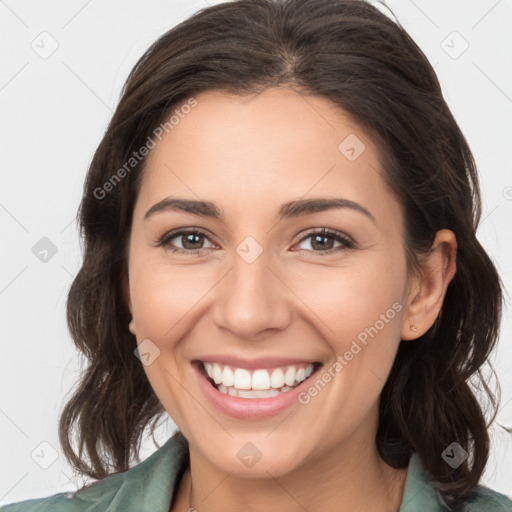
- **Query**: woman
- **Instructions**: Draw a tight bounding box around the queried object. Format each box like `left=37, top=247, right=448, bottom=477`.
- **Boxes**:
left=2, top=0, right=511, bottom=510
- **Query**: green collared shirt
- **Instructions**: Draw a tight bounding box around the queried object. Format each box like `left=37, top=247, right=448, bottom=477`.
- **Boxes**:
left=2, top=433, right=511, bottom=511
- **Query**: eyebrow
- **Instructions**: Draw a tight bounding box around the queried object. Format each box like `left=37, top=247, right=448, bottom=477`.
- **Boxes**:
left=144, top=197, right=376, bottom=223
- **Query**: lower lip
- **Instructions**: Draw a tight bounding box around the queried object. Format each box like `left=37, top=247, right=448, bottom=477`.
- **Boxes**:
left=193, top=361, right=320, bottom=420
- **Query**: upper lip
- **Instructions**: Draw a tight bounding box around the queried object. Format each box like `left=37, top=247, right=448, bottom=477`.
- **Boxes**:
left=194, top=356, right=320, bottom=370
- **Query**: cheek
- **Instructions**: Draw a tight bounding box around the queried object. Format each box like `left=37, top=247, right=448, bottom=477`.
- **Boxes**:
left=290, top=253, right=406, bottom=387
left=127, top=260, right=216, bottom=424
left=289, top=257, right=406, bottom=433
left=129, top=258, right=220, bottom=356
left=294, top=256, right=404, bottom=337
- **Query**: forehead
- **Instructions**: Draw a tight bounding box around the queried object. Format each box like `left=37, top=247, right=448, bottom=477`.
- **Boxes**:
left=136, top=87, right=401, bottom=225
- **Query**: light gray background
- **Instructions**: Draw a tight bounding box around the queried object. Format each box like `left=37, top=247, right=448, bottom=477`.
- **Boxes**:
left=1, top=0, right=511, bottom=504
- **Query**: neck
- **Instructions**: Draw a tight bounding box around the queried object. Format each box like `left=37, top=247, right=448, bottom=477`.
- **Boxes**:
left=173, top=429, right=408, bottom=512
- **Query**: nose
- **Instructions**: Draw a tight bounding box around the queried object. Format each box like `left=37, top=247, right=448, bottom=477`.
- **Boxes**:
left=212, top=248, right=293, bottom=339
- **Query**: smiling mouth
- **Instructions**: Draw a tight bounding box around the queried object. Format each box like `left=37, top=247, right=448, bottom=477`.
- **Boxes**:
left=196, top=360, right=322, bottom=399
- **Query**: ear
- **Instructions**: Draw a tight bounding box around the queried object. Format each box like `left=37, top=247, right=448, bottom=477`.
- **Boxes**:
left=122, top=272, right=137, bottom=336
left=400, top=229, right=457, bottom=340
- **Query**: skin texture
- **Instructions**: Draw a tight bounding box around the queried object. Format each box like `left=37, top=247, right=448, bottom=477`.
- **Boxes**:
left=125, top=87, right=457, bottom=512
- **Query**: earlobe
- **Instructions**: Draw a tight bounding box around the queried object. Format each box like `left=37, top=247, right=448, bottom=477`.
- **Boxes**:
left=400, top=229, right=457, bottom=340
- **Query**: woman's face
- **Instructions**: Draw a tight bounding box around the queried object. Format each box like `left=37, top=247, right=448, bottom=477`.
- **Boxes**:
left=126, top=87, right=413, bottom=477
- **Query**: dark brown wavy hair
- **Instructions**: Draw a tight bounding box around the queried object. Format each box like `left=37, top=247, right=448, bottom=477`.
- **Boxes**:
left=59, top=0, right=504, bottom=508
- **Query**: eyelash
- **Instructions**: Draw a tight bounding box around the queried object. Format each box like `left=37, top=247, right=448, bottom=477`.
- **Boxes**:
left=155, top=227, right=355, bottom=256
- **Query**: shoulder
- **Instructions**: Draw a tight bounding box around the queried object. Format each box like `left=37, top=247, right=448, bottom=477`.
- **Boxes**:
left=400, top=453, right=512, bottom=512
left=0, top=432, right=189, bottom=512
left=0, top=492, right=81, bottom=512
left=461, top=486, right=512, bottom=511
left=0, top=472, right=125, bottom=512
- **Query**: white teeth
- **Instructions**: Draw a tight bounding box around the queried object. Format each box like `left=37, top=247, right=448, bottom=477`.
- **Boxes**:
left=215, top=386, right=291, bottom=398
left=205, top=362, right=214, bottom=379
left=233, top=368, right=252, bottom=390
left=270, top=368, right=285, bottom=388
left=284, top=366, right=296, bottom=387
left=222, top=366, right=234, bottom=387
left=252, top=369, right=271, bottom=390
left=212, top=363, right=223, bottom=384
left=237, top=388, right=281, bottom=398
left=202, top=361, right=316, bottom=397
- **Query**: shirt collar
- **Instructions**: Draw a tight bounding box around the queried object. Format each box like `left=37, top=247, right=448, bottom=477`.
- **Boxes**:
left=398, top=452, right=446, bottom=511
left=94, top=433, right=443, bottom=511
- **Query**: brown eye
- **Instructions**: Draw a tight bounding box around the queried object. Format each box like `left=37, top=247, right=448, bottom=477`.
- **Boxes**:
left=177, top=232, right=205, bottom=250
left=294, top=228, right=354, bottom=255
left=158, top=229, right=216, bottom=254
